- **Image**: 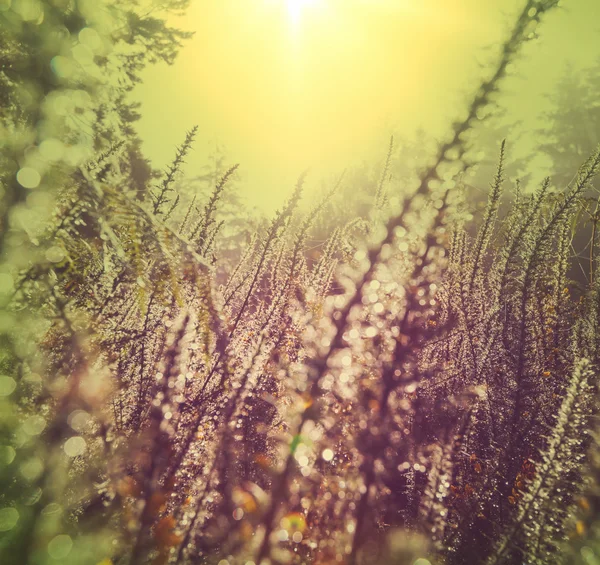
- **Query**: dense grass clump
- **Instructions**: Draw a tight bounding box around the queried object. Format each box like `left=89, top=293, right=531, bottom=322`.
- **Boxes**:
left=2, top=1, right=600, bottom=565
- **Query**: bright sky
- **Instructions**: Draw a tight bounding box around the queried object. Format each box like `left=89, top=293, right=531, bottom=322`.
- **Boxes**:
left=134, top=0, right=600, bottom=211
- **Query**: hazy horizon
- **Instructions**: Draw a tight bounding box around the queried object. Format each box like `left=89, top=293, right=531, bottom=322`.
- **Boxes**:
left=133, top=0, right=600, bottom=212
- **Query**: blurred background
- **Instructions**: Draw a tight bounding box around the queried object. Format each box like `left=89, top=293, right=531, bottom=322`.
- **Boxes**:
left=134, top=0, right=600, bottom=211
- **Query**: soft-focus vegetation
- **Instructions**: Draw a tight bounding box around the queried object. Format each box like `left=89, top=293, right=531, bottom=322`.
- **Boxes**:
left=1, top=1, right=600, bottom=565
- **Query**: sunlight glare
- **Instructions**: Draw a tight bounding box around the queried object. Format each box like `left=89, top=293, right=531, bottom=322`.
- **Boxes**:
left=286, top=0, right=318, bottom=25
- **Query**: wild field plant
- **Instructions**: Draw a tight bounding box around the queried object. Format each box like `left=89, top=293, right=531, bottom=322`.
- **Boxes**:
left=2, top=1, right=600, bottom=565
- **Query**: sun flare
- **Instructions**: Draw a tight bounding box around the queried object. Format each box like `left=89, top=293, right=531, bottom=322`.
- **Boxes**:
left=286, top=0, right=318, bottom=25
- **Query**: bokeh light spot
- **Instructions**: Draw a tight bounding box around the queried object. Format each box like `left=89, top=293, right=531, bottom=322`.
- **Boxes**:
left=64, top=436, right=86, bottom=457
left=20, top=457, right=44, bottom=481
left=0, top=507, right=19, bottom=531
left=50, top=56, right=74, bottom=79
left=0, top=446, right=16, bottom=466
left=45, top=246, right=65, bottom=263
left=16, top=167, right=41, bottom=189
left=23, top=415, right=46, bottom=436
left=48, top=534, right=73, bottom=559
left=0, top=376, right=16, bottom=397
left=39, top=138, right=65, bottom=161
